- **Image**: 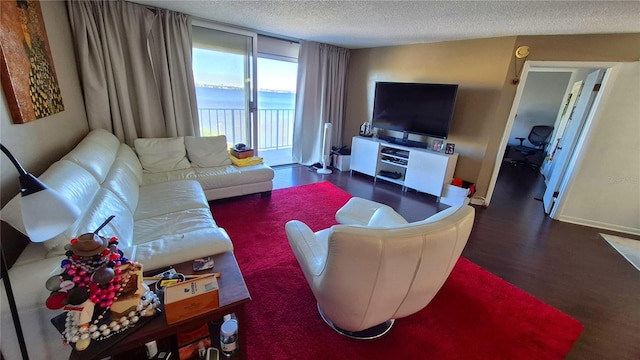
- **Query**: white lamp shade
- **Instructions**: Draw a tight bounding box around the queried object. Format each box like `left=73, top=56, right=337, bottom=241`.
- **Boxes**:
left=20, top=188, right=81, bottom=242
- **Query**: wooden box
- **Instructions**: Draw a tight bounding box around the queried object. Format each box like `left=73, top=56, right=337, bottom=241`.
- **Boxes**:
left=164, top=275, right=219, bottom=325
left=231, top=149, right=254, bottom=159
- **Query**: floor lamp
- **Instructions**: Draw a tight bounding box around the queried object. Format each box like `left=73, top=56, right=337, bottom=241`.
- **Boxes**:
left=1, top=144, right=81, bottom=360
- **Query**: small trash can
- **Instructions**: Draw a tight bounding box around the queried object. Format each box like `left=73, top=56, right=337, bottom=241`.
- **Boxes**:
left=440, top=178, right=475, bottom=206
left=331, top=146, right=351, bottom=172
left=332, top=154, right=351, bottom=172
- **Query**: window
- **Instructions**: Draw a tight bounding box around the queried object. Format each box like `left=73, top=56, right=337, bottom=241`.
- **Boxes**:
left=192, top=26, right=299, bottom=165
left=192, top=25, right=254, bottom=145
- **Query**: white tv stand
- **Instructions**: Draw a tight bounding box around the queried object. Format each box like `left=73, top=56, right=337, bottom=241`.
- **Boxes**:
left=350, top=136, right=458, bottom=197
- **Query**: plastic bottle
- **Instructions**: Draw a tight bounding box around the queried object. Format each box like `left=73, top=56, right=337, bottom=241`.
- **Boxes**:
left=220, top=315, right=238, bottom=356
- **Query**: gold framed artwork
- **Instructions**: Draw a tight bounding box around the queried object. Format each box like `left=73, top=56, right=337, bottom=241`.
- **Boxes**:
left=0, top=0, right=64, bottom=124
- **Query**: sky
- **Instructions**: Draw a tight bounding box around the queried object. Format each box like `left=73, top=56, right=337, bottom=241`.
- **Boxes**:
left=193, top=49, right=297, bottom=92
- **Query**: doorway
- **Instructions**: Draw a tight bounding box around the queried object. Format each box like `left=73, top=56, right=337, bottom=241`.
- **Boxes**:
left=486, top=61, right=621, bottom=219
left=256, top=53, right=298, bottom=166
left=502, top=71, right=572, bottom=178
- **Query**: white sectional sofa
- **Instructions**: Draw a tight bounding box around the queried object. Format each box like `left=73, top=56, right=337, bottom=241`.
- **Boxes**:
left=0, top=128, right=274, bottom=359
left=134, top=134, right=274, bottom=201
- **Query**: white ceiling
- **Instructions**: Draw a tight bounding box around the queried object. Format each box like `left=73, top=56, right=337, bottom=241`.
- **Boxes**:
left=133, top=1, right=640, bottom=49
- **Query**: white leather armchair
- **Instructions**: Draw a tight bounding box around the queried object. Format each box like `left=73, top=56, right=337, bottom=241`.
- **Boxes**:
left=285, top=198, right=475, bottom=338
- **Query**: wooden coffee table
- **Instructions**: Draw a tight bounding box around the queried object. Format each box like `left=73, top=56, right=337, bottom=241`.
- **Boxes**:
left=73, top=251, right=251, bottom=360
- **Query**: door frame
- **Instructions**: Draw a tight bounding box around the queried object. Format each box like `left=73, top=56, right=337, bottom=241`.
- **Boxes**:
left=485, top=60, right=621, bottom=218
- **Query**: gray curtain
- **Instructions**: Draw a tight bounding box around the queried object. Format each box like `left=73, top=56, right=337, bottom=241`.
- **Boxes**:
left=67, top=1, right=197, bottom=146
left=293, top=41, right=350, bottom=165
left=148, top=9, right=199, bottom=137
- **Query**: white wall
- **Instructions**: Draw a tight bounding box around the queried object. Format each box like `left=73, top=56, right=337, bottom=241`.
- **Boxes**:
left=0, top=1, right=88, bottom=206
left=558, top=62, right=640, bottom=234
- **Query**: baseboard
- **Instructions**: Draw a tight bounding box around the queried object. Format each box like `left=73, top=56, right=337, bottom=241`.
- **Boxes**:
left=557, top=215, right=640, bottom=236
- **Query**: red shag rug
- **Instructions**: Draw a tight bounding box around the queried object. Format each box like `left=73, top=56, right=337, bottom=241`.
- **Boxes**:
left=211, top=181, right=583, bottom=359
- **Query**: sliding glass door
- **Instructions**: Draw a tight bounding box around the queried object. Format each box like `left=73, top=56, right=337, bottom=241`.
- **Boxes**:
left=192, top=23, right=258, bottom=150
left=256, top=56, right=297, bottom=165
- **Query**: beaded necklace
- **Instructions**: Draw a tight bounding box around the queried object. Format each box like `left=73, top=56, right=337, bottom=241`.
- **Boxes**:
left=62, top=290, right=159, bottom=351
left=48, top=234, right=160, bottom=352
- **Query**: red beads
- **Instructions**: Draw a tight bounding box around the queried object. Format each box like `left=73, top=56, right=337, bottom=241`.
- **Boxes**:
left=52, top=236, right=133, bottom=318
left=46, top=292, right=68, bottom=310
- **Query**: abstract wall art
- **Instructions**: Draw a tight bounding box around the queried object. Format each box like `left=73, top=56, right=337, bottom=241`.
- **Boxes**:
left=0, top=0, right=64, bottom=124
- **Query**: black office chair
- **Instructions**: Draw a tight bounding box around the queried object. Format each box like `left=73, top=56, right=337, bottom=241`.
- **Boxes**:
left=511, top=125, right=554, bottom=169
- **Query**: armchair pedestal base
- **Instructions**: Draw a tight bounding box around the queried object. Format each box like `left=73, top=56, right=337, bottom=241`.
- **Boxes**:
left=318, top=304, right=394, bottom=340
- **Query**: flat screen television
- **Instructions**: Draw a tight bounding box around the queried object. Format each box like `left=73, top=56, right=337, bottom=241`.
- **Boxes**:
left=371, top=82, right=458, bottom=140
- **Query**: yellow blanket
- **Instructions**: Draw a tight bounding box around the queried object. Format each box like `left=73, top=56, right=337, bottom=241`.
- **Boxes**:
left=230, top=155, right=264, bottom=167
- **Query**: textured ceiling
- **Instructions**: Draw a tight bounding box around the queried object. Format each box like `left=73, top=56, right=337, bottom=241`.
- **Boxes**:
left=132, top=1, right=640, bottom=49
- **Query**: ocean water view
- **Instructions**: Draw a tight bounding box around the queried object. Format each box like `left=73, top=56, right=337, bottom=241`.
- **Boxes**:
left=196, top=86, right=296, bottom=153
left=195, top=86, right=295, bottom=109
left=191, top=52, right=298, bottom=164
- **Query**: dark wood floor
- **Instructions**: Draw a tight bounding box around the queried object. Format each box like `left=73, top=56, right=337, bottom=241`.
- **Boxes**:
left=272, top=163, right=640, bottom=360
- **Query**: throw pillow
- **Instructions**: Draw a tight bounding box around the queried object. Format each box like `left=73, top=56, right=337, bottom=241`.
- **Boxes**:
left=134, top=137, right=192, bottom=173
left=185, top=135, right=232, bottom=167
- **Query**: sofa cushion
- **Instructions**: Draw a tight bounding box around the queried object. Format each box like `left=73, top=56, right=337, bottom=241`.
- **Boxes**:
left=62, top=129, right=121, bottom=183
left=185, top=135, right=232, bottom=167
left=115, top=144, right=143, bottom=184
left=141, top=167, right=198, bottom=186
left=135, top=180, right=210, bottom=221
left=102, top=161, right=140, bottom=213
left=124, top=227, right=233, bottom=271
left=193, top=164, right=275, bottom=189
left=133, top=207, right=219, bottom=244
left=45, top=188, right=135, bottom=256
left=12, top=242, right=50, bottom=267
left=134, top=137, right=192, bottom=173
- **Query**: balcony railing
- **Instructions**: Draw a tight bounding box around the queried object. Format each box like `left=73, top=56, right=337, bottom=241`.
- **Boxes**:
left=198, top=108, right=294, bottom=151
